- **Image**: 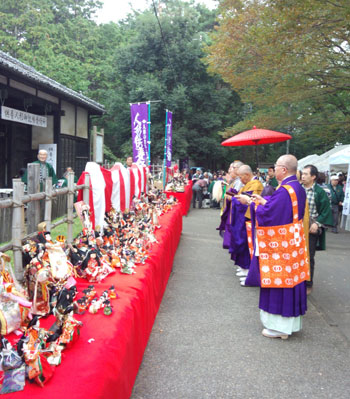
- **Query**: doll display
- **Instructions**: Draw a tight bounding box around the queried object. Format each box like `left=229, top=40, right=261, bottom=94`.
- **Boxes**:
left=0, top=187, right=178, bottom=393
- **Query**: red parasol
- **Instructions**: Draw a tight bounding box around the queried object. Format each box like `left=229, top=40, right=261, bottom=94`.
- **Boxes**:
left=221, top=126, right=292, bottom=166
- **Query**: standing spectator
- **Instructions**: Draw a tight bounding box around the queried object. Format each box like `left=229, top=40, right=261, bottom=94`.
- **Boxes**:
left=124, top=156, right=133, bottom=168
left=56, top=166, right=78, bottom=188
left=208, top=174, right=220, bottom=208
left=203, top=172, right=210, bottom=185
left=302, top=164, right=332, bottom=294
left=317, top=172, right=331, bottom=203
left=337, top=173, right=345, bottom=218
left=266, top=166, right=278, bottom=188
left=217, top=171, right=224, bottom=181
left=256, top=169, right=265, bottom=184
left=328, top=175, right=344, bottom=233
left=192, top=177, right=207, bottom=209
left=191, top=168, right=203, bottom=184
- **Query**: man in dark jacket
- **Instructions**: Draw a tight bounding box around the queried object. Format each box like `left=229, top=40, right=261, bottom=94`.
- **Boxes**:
left=328, top=175, right=344, bottom=233
left=302, top=165, right=333, bottom=294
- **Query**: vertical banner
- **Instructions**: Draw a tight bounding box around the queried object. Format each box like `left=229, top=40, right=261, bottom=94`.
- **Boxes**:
left=342, top=163, right=350, bottom=216
left=341, top=164, right=350, bottom=231
left=130, top=103, right=149, bottom=165
left=147, top=102, right=151, bottom=165
left=166, top=111, right=173, bottom=167
left=162, top=110, right=168, bottom=188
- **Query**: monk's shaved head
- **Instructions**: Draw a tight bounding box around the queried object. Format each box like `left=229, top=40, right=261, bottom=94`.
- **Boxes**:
left=238, top=164, right=253, bottom=175
left=229, top=160, right=244, bottom=178
left=232, top=161, right=243, bottom=169
left=238, top=164, right=254, bottom=185
left=277, top=155, right=298, bottom=173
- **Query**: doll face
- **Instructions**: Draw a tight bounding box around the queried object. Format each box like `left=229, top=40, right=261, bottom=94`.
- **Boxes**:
left=38, top=150, right=48, bottom=163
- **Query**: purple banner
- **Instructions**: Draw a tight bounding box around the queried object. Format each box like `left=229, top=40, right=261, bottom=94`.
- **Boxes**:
left=166, top=111, right=173, bottom=167
left=130, top=103, right=149, bottom=165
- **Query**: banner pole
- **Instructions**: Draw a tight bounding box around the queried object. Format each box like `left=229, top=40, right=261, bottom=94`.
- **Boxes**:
left=163, top=109, right=168, bottom=189
left=147, top=102, right=151, bottom=166
left=129, top=100, right=162, bottom=105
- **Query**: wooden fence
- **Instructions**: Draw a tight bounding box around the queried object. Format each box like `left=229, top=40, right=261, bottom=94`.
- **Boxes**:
left=0, top=194, right=69, bottom=243
left=0, top=163, right=90, bottom=282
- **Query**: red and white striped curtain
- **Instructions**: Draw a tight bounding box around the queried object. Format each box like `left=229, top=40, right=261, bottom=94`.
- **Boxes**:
left=77, top=162, right=149, bottom=230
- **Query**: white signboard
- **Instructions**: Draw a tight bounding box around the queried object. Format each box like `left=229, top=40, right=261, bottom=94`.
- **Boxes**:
left=1, top=106, right=47, bottom=127
left=39, top=143, right=57, bottom=173
left=342, top=163, right=350, bottom=216
left=95, top=134, right=103, bottom=163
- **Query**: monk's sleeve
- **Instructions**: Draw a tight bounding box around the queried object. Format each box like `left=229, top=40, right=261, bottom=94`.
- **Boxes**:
left=255, top=187, right=292, bottom=226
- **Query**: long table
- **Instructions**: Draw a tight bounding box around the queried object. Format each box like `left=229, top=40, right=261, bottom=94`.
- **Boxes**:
left=9, top=204, right=183, bottom=399
left=165, top=181, right=193, bottom=216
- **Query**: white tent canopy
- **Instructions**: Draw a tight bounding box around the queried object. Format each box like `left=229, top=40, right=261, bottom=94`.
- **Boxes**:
left=297, top=154, right=320, bottom=170
left=298, top=145, right=350, bottom=173
left=313, top=145, right=350, bottom=172
left=329, top=145, right=350, bottom=172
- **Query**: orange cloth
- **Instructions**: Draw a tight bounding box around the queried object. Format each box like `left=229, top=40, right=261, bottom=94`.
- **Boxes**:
left=246, top=221, right=254, bottom=258
left=256, top=185, right=310, bottom=288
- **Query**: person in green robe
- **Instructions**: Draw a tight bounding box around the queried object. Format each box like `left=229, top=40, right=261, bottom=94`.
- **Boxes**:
left=22, top=149, right=58, bottom=191
left=302, top=164, right=333, bottom=294
left=56, top=167, right=78, bottom=188
left=327, top=175, right=344, bottom=233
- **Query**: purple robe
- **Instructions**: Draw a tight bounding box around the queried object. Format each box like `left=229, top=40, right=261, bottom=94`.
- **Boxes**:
left=217, top=188, right=237, bottom=249
left=229, top=198, right=250, bottom=268
left=246, top=175, right=307, bottom=317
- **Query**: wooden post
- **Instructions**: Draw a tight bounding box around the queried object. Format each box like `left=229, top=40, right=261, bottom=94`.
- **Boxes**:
left=92, top=126, right=97, bottom=162
left=67, top=172, right=74, bottom=244
left=27, top=163, right=40, bottom=234
left=83, top=173, right=90, bottom=206
left=12, top=179, right=24, bottom=282
left=44, top=177, right=52, bottom=232
left=92, top=126, right=104, bottom=164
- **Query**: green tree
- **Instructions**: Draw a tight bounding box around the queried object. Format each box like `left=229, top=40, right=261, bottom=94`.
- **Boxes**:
left=0, top=0, right=244, bottom=169
left=101, top=0, right=243, bottom=169
left=0, top=0, right=104, bottom=92
left=206, top=0, right=350, bottom=160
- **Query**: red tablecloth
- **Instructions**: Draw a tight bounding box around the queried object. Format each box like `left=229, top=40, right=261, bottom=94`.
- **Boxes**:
left=165, top=181, right=193, bottom=216
left=9, top=205, right=183, bottom=399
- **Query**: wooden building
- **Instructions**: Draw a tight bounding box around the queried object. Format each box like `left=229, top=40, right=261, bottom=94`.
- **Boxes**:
left=0, top=50, right=104, bottom=188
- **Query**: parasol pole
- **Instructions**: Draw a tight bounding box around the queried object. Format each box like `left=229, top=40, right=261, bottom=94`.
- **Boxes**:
left=254, top=140, right=259, bottom=168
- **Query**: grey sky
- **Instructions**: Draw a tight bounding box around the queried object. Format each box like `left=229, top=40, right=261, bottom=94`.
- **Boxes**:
left=94, top=0, right=218, bottom=24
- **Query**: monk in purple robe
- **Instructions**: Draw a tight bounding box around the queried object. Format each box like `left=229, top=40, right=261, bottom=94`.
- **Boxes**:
left=231, top=165, right=263, bottom=280
left=238, top=155, right=307, bottom=339
left=217, top=161, right=243, bottom=248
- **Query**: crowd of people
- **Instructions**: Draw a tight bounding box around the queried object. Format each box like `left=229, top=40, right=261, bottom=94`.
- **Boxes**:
left=215, top=154, right=346, bottom=340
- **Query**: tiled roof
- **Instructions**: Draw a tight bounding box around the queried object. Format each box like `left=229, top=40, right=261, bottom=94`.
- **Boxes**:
left=0, top=50, right=105, bottom=114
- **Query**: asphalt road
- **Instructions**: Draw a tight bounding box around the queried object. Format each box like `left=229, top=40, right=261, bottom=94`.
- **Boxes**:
left=132, top=208, right=350, bottom=399
left=308, top=225, right=350, bottom=342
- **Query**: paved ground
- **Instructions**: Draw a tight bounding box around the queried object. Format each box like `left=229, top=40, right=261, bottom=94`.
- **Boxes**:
left=132, top=208, right=350, bottom=399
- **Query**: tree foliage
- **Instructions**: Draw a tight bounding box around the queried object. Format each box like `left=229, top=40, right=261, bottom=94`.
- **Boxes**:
left=0, top=0, right=244, bottom=169
left=100, top=1, right=243, bottom=168
left=206, top=0, right=350, bottom=159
